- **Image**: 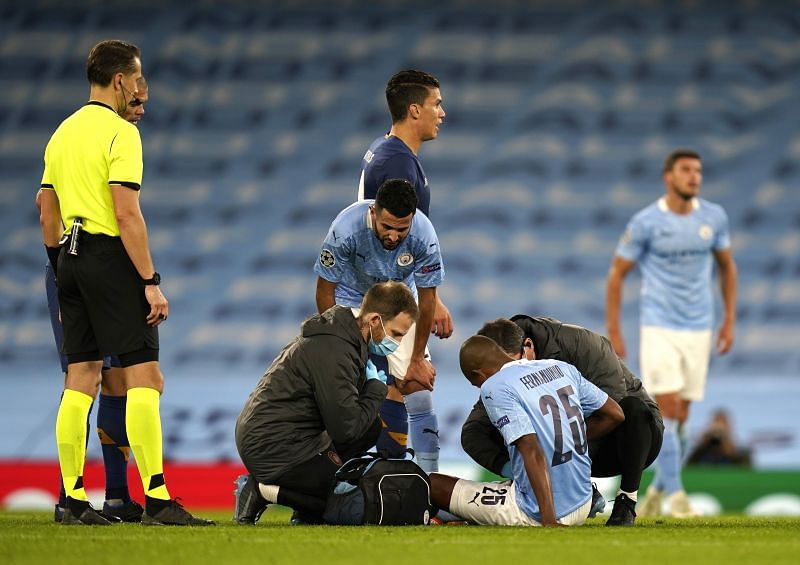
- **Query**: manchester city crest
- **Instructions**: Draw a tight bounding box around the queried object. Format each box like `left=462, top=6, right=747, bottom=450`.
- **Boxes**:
left=699, top=225, right=713, bottom=240
left=320, top=249, right=336, bottom=267
left=397, top=252, right=413, bottom=267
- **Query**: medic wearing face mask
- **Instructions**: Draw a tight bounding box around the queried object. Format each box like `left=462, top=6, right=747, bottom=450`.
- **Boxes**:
left=234, top=282, right=420, bottom=526
left=366, top=315, right=401, bottom=382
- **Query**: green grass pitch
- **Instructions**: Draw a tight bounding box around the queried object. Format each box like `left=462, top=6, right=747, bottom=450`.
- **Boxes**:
left=1, top=508, right=798, bottom=565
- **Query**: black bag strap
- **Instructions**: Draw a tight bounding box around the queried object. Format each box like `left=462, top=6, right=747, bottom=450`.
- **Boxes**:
left=334, top=448, right=416, bottom=482
left=334, top=457, right=373, bottom=482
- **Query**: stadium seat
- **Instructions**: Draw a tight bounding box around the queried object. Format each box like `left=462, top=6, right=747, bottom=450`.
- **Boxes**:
left=0, top=0, right=797, bottom=385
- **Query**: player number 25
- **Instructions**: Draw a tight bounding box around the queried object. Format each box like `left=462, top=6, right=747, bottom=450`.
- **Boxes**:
left=538, top=385, right=588, bottom=467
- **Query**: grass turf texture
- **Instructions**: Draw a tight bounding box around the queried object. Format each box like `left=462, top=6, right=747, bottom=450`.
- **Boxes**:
left=1, top=508, right=798, bottom=565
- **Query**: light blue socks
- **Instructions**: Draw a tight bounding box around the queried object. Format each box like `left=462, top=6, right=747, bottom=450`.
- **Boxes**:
left=405, top=390, right=439, bottom=473
left=654, top=418, right=683, bottom=494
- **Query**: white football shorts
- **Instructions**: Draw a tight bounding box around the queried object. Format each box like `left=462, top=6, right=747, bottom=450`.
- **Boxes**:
left=449, top=478, right=591, bottom=526
left=640, top=326, right=712, bottom=401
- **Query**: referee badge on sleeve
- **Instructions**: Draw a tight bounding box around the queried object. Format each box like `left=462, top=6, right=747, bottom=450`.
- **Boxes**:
left=320, top=249, right=336, bottom=268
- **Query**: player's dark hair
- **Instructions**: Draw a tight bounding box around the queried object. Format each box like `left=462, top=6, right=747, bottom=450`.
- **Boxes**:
left=663, top=148, right=701, bottom=173
left=459, top=335, right=510, bottom=384
left=385, top=69, right=440, bottom=123
left=477, top=318, right=525, bottom=356
left=86, top=40, right=141, bottom=86
left=361, top=281, right=419, bottom=323
left=374, top=179, right=418, bottom=217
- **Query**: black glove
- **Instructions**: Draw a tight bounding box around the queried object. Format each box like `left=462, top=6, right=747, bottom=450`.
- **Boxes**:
left=46, top=245, right=61, bottom=277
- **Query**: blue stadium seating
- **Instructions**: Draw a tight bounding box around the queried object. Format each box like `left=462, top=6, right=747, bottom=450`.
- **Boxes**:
left=1, top=0, right=799, bottom=384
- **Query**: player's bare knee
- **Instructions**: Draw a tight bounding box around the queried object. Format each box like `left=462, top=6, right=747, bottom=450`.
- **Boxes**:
left=655, top=392, right=682, bottom=419
left=123, top=361, right=164, bottom=393
left=100, top=367, right=127, bottom=396
left=65, top=359, right=103, bottom=396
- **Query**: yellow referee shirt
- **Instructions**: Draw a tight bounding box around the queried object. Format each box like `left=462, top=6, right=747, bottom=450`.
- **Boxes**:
left=40, top=101, right=143, bottom=236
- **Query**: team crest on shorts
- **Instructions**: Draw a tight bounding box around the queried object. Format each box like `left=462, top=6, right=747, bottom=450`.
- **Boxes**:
left=320, top=249, right=336, bottom=267
left=397, top=252, right=413, bottom=267
left=698, top=225, right=713, bottom=240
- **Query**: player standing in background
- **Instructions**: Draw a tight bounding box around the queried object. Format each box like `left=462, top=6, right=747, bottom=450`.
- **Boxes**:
left=39, top=77, right=150, bottom=523
left=358, top=70, right=444, bottom=221
left=123, top=76, right=148, bottom=125
left=430, top=335, right=624, bottom=527
left=357, top=70, right=452, bottom=473
left=38, top=40, right=211, bottom=525
left=606, top=148, right=738, bottom=517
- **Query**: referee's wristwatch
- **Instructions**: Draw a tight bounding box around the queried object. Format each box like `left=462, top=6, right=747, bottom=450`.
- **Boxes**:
left=142, top=272, right=161, bottom=286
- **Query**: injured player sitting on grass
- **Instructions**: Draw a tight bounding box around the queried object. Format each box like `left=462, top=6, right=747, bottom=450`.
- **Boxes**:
left=429, top=335, right=624, bottom=527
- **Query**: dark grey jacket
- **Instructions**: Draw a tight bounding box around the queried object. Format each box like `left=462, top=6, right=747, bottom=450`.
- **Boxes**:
left=461, top=315, right=662, bottom=476
left=235, top=305, right=387, bottom=482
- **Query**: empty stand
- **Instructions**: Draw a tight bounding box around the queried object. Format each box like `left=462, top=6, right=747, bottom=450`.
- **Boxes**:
left=1, top=0, right=799, bottom=383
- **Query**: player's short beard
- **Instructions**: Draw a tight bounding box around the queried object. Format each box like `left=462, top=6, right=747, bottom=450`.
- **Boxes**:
left=672, top=183, right=695, bottom=201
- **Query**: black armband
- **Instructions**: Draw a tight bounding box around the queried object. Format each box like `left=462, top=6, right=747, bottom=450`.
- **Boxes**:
left=45, top=245, right=61, bottom=276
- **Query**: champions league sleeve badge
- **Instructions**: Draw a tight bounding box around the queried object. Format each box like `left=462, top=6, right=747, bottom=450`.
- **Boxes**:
left=320, top=249, right=336, bottom=268
left=397, top=252, right=413, bottom=266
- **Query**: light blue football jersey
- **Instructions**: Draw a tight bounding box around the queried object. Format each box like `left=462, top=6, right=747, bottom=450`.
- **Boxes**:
left=314, top=200, right=444, bottom=307
left=615, top=197, right=731, bottom=330
left=480, top=359, right=608, bottom=522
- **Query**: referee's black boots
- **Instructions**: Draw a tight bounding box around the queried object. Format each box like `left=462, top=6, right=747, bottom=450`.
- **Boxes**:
left=141, top=497, right=215, bottom=526
left=60, top=497, right=117, bottom=526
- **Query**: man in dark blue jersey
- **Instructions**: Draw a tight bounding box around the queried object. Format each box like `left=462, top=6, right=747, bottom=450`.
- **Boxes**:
left=358, top=69, right=444, bottom=219
left=356, top=70, right=451, bottom=473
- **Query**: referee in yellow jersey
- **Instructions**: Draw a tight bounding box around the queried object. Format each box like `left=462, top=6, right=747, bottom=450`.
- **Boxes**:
left=38, top=40, right=212, bottom=526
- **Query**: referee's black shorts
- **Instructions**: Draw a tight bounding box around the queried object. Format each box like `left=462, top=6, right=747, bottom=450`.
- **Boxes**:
left=56, top=233, right=158, bottom=363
